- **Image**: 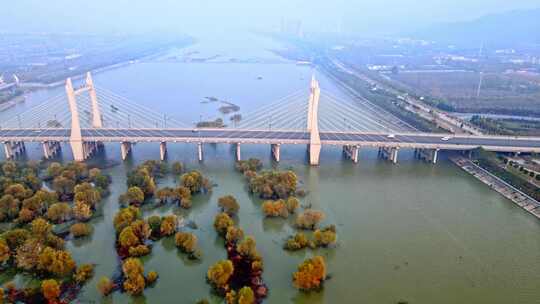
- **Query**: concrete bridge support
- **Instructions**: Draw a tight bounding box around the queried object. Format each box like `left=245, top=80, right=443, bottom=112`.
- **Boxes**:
left=343, top=145, right=359, bottom=163
left=416, top=148, right=439, bottom=164
left=4, top=141, right=25, bottom=159
left=160, top=142, right=167, bottom=161
left=42, top=141, right=61, bottom=159
left=83, top=142, right=99, bottom=159
left=197, top=143, right=203, bottom=162
left=379, top=147, right=399, bottom=164
left=271, top=144, right=281, bottom=162
left=121, top=142, right=132, bottom=160
left=235, top=143, right=241, bottom=161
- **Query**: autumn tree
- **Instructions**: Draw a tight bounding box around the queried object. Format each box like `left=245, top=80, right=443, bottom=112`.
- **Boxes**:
left=0, top=238, right=10, bottom=264
left=176, top=186, right=192, bottom=208
left=171, top=161, right=183, bottom=175
left=313, top=225, right=337, bottom=247
left=207, top=259, right=234, bottom=290
left=119, top=187, right=145, bottom=206
left=74, top=183, right=101, bottom=208
left=295, top=210, right=325, bottom=230
left=97, top=276, right=114, bottom=296
left=46, top=202, right=72, bottom=223
left=237, top=286, right=255, bottom=304
left=127, top=168, right=156, bottom=197
left=41, top=279, right=60, bottom=302
left=146, top=270, right=159, bottom=284
left=0, top=194, right=21, bottom=221
left=214, top=213, right=234, bottom=236
left=46, top=162, right=63, bottom=179
left=38, top=246, right=76, bottom=277
left=122, top=258, right=146, bottom=295
left=4, top=184, right=31, bottom=201
left=218, top=195, right=240, bottom=216
left=225, top=226, right=244, bottom=244
left=160, top=215, right=177, bottom=236
left=261, top=200, right=288, bottom=218
left=119, top=226, right=140, bottom=249
left=286, top=197, right=299, bottom=214
left=15, top=238, right=43, bottom=271
left=175, top=232, right=198, bottom=253
left=292, top=256, right=327, bottom=291
left=70, top=223, right=91, bottom=238
left=284, top=233, right=311, bottom=251
left=180, top=170, right=203, bottom=193
left=156, top=187, right=174, bottom=203
left=3, top=228, right=30, bottom=251
left=236, top=236, right=260, bottom=260
left=74, top=264, right=94, bottom=283
left=52, top=176, right=76, bottom=197
left=235, top=158, right=262, bottom=173
left=113, top=206, right=141, bottom=233
left=73, top=201, right=92, bottom=221
left=31, top=218, right=52, bottom=237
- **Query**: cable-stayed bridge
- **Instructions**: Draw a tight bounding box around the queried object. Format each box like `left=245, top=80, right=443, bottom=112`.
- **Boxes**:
left=0, top=73, right=539, bottom=165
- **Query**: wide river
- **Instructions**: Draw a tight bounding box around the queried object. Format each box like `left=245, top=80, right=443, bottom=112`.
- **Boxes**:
left=1, top=34, right=539, bottom=304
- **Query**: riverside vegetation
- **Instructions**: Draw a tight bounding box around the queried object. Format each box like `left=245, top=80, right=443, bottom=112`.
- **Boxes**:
left=1, top=158, right=334, bottom=303
left=0, top=161, right=110, bottom=303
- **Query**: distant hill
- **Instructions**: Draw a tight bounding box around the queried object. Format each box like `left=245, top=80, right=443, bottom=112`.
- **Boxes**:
left=413, top=8, right=540, bottom=46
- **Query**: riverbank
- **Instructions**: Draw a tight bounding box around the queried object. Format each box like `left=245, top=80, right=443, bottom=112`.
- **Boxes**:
left=451, top=156, right=540, bottom=219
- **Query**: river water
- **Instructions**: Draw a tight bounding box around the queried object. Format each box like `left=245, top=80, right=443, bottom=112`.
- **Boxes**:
left=1, top=34, right=539, bottom=304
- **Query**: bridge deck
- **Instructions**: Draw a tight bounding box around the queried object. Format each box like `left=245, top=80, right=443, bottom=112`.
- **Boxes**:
left=0, top=128, right=539, bottom=152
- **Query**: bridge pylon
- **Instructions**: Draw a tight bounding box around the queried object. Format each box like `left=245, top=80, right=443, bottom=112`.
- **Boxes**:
left=307, top=75, right=321, bottom=165
left=86, top=72, right=103, bottom=128
left=66, top=78, right=85, bottom=162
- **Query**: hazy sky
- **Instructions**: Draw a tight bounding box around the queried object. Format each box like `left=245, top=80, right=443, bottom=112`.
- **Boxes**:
left=1, top=0, right=539, bottom=35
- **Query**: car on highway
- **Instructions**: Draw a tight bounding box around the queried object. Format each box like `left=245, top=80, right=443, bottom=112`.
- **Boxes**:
left=441, top=136, right=451, bottom=141
left=387, top=134, right=395, bottom=139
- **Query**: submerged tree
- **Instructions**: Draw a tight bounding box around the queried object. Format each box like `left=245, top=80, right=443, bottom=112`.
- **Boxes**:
left=313, top=225, right=337, bottom=247
left=214, top=213, right=234, bottom=236
left=97, top=276, right=114, bottom=296
left=41, top=279, right=60, bottom=303
left=292, top=256, right=327, bottom=291
left=207, top=259, right=234, bottom=290
left=295, top=210, right=325, bottom=230
left=175, top=232, right=198, bottom=253
left=122, top=258, right=146, bottom=295
left=70, top=223, right=91, bottom=238
left=218, top=195, right=240, bottom=216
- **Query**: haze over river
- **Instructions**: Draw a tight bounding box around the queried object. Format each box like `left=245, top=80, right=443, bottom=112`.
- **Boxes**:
left=1, top=34, right=539, bottom=303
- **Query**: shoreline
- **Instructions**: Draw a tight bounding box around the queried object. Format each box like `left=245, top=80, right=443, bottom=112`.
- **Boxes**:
left=451, top=156, right=540, bottom=219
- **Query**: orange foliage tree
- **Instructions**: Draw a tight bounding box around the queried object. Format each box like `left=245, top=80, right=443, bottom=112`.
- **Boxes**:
left=292, top=256, right=327, bottom=291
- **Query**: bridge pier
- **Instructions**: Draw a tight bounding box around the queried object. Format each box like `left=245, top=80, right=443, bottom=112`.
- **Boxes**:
left=4, top=141, right=25, bottom=159
left=42, top=141, right=61, bottom=159
left=416, top=148, right=439, bottom=164
left=235, top=143, right=241, bottom=161
left=121, top=142, right=132, bottom=161
left=271, top=144, right=280, bottom=162
left=160, top=142, right=167, bottom=161
left=197, top=143, right=203, bottom=162
left=343, top=145, right=359, bottom=163
left=83, top=142, right=99, bottom=159
left=379, top=147, right=399, bottom=164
